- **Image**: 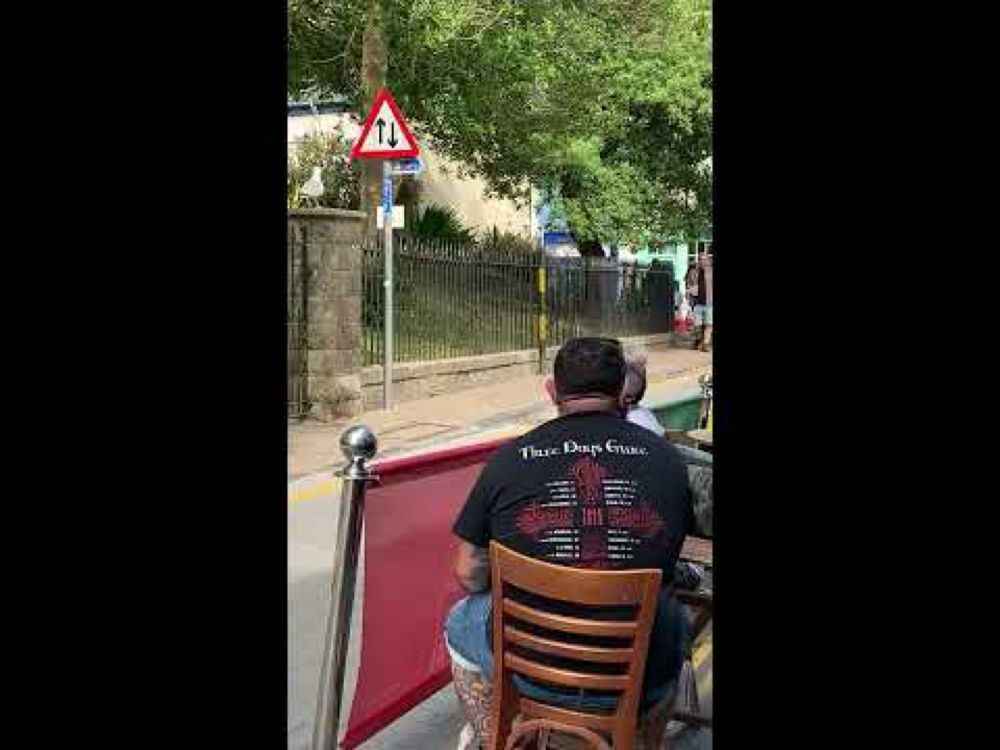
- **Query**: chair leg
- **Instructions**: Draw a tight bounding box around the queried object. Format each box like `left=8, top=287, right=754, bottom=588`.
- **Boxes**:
left=490, top=676, right=521, bottom=750
left=685, top=657, right=700, bottom=716
left=637, top=686, right=676, bottom=749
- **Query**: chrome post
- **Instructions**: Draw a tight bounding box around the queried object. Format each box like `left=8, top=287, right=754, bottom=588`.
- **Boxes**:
left=311, top=426, right=378, bottom=750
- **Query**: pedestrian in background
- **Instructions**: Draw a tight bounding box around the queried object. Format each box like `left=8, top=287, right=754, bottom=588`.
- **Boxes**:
left=686, top=250, right=713, bottom=351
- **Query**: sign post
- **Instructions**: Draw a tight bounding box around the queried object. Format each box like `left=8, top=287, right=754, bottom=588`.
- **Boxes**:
left=349, top=89, right=420, bottom=411
left=382, top=161, right=394, bottom=409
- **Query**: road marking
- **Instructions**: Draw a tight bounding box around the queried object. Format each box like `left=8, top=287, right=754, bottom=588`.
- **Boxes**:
left=697, top=669, right=712, bottom=695
left=692, top=635, right=712, bottom=696
left=692, top=639, right=711, bottom=668
left=289, top=477, right=340, bottom=504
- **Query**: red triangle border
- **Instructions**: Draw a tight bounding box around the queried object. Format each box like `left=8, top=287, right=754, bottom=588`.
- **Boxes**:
left=349, top=89, right=421, bottom=159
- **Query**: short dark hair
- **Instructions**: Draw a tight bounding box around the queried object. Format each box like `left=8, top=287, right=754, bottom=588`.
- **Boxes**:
left=553, top=337, right=625, bottom=400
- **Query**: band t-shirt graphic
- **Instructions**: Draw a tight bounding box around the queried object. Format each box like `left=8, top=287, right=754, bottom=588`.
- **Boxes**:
left=453, top=411, right=693, bottom=581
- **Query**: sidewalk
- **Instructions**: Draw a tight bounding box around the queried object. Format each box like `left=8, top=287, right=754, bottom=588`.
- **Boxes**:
left=289, top=344, right=711, bottom=479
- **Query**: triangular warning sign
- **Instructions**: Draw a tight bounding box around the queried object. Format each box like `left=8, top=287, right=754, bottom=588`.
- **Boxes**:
left=350, top=89, right=420, bottom=159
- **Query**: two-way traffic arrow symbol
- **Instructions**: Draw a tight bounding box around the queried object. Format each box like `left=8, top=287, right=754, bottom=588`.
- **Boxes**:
left=349, top=89, right=420, bottom=159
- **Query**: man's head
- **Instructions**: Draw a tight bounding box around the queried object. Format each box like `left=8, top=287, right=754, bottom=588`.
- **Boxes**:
left=622, top=349, right=648, bottom=408
left=698, top=250, right=711, bottom=268
left=545, top=337, right=626, bottom=414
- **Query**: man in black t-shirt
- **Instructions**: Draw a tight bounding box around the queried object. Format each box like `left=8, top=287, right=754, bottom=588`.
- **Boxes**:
left=444, top=337, right=693, bottom=732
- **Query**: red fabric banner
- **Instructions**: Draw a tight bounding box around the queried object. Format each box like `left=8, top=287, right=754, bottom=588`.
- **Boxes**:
left=341, top=438, right=508, bottom=749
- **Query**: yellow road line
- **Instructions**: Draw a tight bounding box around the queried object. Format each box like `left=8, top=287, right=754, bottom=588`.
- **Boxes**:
left=289, top=477, right=340, bottom=504
left=696, top=669, right=712, bottom=695
left=692, top=635, right=712, bottom=696
left=692, top=639, right=711, bottom=668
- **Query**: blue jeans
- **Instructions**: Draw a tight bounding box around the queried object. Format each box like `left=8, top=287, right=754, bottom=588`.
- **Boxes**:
left=443, top=589, right=687, bottom=711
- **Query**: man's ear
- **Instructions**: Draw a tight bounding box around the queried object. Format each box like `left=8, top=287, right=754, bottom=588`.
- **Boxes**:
left=544, top=377, right=558, bottom=405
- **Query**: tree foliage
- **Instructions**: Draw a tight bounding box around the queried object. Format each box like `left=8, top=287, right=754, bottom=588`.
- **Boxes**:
left=289, top=0, right=711, bottom=242
left=287, top=129, right=361, bottom=209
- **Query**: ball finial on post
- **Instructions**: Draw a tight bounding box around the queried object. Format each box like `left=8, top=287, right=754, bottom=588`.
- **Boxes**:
left=340, top=425, right=378, bottom=463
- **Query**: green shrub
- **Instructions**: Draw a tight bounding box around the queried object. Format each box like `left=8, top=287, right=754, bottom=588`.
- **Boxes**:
left=287, top=129, right=360, bottom=210
left=408, top=204, right=475, bottom=242
left=477, top=228, right=538, bottom=255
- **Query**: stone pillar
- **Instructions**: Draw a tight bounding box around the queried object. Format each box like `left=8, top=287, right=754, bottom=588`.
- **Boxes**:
left=288, top=208, right=367, bottom=419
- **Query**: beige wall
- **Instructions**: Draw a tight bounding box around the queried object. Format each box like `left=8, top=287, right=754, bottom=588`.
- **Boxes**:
left=288, top=112, right=535, bottom=240
left=417, top=143, right=533, bottom=239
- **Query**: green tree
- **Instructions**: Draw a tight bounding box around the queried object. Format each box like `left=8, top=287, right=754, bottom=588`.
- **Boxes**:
left=288, top=0, right=711, bottom=242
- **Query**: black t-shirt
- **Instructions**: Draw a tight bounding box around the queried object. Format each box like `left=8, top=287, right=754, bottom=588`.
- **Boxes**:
left=453, top=410, right=694, bottom=696
left=453, top=410, right=693, bottom=582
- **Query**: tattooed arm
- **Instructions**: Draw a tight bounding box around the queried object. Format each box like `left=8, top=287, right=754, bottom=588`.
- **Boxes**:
left=454, top=540, right=490, bottom=594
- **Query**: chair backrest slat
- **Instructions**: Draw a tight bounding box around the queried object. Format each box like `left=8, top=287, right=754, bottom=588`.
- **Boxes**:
left=502, top=598, right=638, bottom=639
left=517, top=698, right=616, bottom=733
left=493, top=548, right=653, bottom=606
left=504, top=625, right=633, bottom=664
left=503, top=652, right=631, bottom=691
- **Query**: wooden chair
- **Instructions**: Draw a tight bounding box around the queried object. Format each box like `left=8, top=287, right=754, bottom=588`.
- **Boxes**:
left=487, top=542, right=664, bottom=750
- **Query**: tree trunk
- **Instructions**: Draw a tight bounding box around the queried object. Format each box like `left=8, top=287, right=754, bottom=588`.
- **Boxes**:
left=359, top=0, right=387, bottom=236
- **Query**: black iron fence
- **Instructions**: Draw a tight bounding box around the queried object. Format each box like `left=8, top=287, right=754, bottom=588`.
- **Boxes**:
left=288, top=226, right=309, bottom=418
left=288, top=231, right=674, bottom=416
left=363, top=235, right=537, bottom=365
left=361, top=236, right=674, bottom=366
left=543, top=257, right=675, bottom=345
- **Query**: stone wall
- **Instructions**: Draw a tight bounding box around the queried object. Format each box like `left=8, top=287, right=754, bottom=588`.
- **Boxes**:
left=288, top=208, right=366, bottom=419
left=361, top=333, right=675, bottom=411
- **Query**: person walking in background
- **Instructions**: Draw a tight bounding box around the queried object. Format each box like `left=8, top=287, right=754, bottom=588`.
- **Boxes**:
left=686, top=250, right=713, bottom=351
